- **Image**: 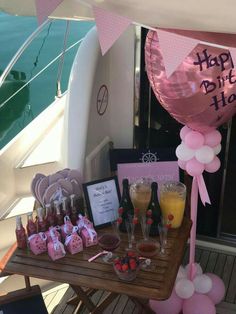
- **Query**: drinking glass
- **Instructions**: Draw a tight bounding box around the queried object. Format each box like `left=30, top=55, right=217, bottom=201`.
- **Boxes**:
left=125, top=216, right=136, bottom=250
left=158, top=222, right=168, bottom=255
left=98, top=220, right=121, bottom=263
left=129, top=178, right=152, bottom=218
left=140, top=215, right=151, bottom=240
left=159, top=181, right=186, bottom=228
left=136, top=216, right=159, bottom=259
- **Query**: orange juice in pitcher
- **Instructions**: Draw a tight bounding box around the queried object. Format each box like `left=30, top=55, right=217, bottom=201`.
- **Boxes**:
left=160, top=182, right=186, bottom=228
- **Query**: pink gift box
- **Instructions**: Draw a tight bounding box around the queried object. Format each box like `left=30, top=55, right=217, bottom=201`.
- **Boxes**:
left=28, top=232, right=47, bottom=255
left=46, top=227, right=61, bottom=243
left=47, top=240, right=66, bottom=261
left=77, top=215, right=93, bottom=230
left=80, top=227, right=97, bottom=248
left=65, top=233, right=83, bottom=254
left=61, top=218, right=74, bottom=241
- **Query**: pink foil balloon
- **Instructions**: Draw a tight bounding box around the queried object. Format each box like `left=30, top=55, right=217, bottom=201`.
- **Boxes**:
left=186, top=158, right=204, bottom=176
left=205, top=156, right=221, bottom=173
left=206, top=273, right=225, bottom=304
left=145, top=31, right=236, bottom=133
left=183, top=293, right=216, bottom=314
left=149, top=289, right=183, bottom=314
left=185, top=131, right=205, bottom=149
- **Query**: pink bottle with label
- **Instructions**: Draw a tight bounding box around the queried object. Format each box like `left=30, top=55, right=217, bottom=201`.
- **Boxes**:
left=37, top=207, right=47, bottom=232
left=26, top=213, right=37, bottom=236
left=15, top=216, right=27, bottom=249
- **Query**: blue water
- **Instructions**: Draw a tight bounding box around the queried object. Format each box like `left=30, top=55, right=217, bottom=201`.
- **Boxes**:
left=0, top=12, right=94, bottom=149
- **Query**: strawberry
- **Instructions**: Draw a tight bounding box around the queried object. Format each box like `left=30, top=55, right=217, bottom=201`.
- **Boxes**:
left=127, top=251, right=136, bottom=257
left=114, top=257, right=120, bottom=264
left=118, top=207, right=123, bottom=215
left=130, top=262, right=137, bottom=270
left=146, top=209, right=152, bottom=217
left=134, top=208, right=139, bottom=214
left=122, top=263, right=129, bottom=272
left=147, top=218, right=153, bottom=225
left=168, top=214, right=174, bottom=221
left=133, top=217, right=139, bottom=225
left=115, top=263, right=122, bottom=271
left=117, top=217, right=122, bottom=224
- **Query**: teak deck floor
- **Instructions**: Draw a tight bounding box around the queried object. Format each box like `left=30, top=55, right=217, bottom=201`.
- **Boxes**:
left=43, top=245, right=236, bottom=314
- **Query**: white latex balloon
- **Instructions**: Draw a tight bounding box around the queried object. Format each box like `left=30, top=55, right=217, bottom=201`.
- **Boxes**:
left=213, top=144, right=222, bottom=155
left=195, top=146, right=215, bottom=164
left=175, top=278, right=195, bottom=299
left=176, top=143, right=195, bottom=161
left=185, top=263, right=203, bottom=277
left=176, top=265, right=187, bottom=281
left=193, top=274, right=213, bottom=294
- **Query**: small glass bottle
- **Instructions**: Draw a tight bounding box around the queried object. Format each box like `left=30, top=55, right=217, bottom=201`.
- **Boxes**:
left=147, top=182, right=162, bottom=236
left=45, top=203, right=56, bottom=227
left=62, top=197, right=70, bottom=217
left=70, top=194, right=77, bottom=225
left=118, top=179, right=134, bottom=233
left=26, top=213, right=37, bottom=236
left=54, top=200, right=64, bottom=226
left=37, top=207, right=47, bottom=232
left=15, top=216, right=27, bottom=249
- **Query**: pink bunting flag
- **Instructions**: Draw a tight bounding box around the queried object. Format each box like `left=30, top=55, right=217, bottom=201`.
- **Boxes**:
left=157, top=29, right=199, bottom=78
left=93, top=6, right=132, bottom=55
left=35, top=0, right=64, bottom=25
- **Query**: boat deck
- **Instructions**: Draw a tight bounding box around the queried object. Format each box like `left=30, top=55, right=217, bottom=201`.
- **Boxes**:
left=41, top=244, right=236, bottom=314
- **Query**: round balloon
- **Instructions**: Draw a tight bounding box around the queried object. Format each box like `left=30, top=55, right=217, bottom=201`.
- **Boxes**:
left=149, top=289, right=183, bottom=314
left=183, top=293, right=216, bottom=314
left=145, top=30, right=236, bottom=133
left=206, top=273, right=226, bottom=304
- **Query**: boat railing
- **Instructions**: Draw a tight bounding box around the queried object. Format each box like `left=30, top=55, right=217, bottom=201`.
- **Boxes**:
left=0, top=19, right=85, bottom=109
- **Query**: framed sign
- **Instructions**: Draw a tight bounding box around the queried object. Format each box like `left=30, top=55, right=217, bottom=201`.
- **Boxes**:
left=83, top=176, right=121, bottom=228
left=117, top=161, right=179, bottom=192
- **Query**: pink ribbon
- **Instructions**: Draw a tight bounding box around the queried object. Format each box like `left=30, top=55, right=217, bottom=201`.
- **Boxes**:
left=53, top=238, right=66, bottom=255
left=197, top=174, right=211, bottom=206
left=64, top=226, right=79, bottom=246
left=188, top=174, right=211, bottom=280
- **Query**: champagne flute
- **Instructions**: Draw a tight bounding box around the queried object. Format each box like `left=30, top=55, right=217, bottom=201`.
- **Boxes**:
left=125, top=215, right=136, bottom=250
left=158, top=222, right=168, bottom=255
left=129, top=178, right=152, bottom=219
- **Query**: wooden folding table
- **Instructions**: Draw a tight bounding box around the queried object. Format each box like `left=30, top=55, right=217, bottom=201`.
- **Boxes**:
left=0, top=217, right=191, bottom=313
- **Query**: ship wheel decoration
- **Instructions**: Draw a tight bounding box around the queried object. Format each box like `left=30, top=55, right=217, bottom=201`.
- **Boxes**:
left=140, top=151, right=159, bottom=163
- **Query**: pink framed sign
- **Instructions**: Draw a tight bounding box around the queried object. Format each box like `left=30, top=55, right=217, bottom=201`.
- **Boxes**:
left=117, top=161, right=179, bottom=191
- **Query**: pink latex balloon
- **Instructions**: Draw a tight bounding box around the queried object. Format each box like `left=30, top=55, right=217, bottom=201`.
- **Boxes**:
left=149, top=289, right=183, bottom=314
left=205, top=156, right=221, bottom=173
left=185, top=131, right=205, bottom=149
left=183, top=293, right=216, bottom=314
left=186, top=158, right=204, bottom=176
left=206, top=273, right=226, bottom=304
left=145, top=31, right=236, bottom=133
left=204, top=130, right=222, bottom=147
left=180, top=126, right=191, bottom=141
left=178, top=159, right=187, bottom=170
